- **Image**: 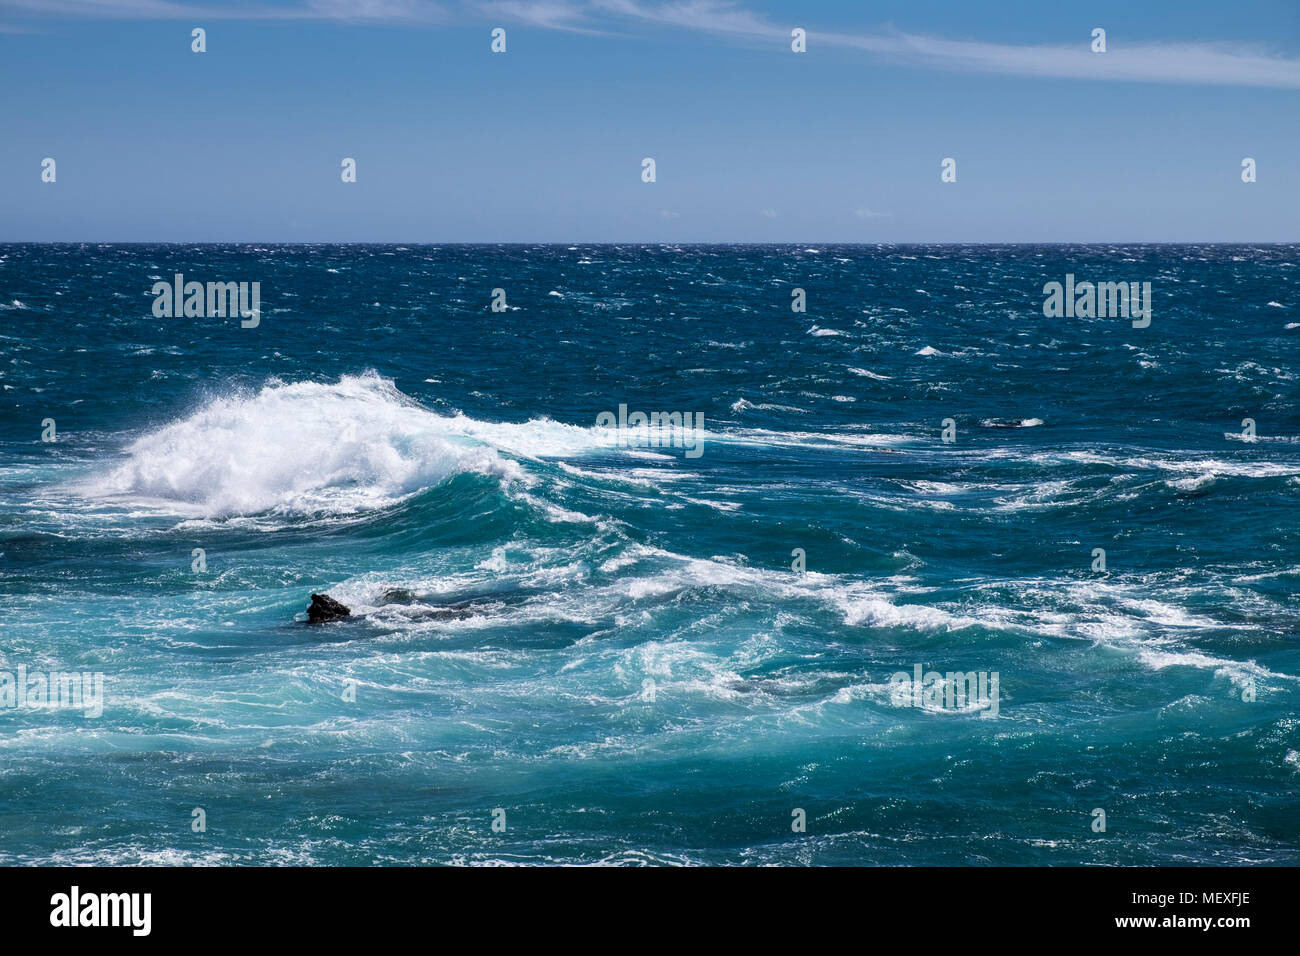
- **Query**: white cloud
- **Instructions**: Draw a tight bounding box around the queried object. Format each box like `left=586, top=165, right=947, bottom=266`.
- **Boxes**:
left=828, top=29, right=1300, bottom=89
left=7, top=0, right=1300, bottom=89
left=478, top=0, right=598, bottom=33
left=0, top=0, right=446, bottom=22
left=589, top=0, right=1300, bottom=89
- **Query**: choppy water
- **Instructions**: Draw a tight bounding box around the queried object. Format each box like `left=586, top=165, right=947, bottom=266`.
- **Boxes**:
left=1, top=243, right=1297, bottom=865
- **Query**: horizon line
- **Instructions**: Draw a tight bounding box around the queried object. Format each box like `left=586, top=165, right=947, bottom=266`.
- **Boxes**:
left=3, top=239, right=1299, bottom=246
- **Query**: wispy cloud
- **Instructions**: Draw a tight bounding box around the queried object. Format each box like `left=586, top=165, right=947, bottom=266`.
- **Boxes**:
left=576, top=0, right=1300, bottom=90
left=0, top=0, right=446, bottom=22
left=5, top=0, right=1300, bottom=89
left=827, top=28, right=1300, bottom=89
left=305, top=0, right=445, bottom=22
left=590, top=0, right=775, bottom=40
left=477, top=0, right=598, bottom=34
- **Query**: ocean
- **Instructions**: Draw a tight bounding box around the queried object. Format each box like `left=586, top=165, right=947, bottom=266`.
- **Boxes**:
left=0, top=242, right=1297, bottom=865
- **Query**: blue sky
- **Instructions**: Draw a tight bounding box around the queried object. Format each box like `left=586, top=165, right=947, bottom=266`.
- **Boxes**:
left=1, top=0, right=1297, bottom=241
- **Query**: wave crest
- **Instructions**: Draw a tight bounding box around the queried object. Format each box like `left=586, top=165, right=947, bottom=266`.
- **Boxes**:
left=91, top=373, right=523, bottom=517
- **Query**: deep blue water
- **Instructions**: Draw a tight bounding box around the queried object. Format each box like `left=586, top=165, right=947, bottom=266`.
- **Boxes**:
left=0, top=243, right=1297, bottom=865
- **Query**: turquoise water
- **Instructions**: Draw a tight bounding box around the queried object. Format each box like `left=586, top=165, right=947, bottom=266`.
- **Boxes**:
left=1, top=243, right=1297, bottom=865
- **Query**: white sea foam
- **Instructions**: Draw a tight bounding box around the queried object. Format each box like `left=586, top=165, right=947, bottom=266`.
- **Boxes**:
left=1166, top=474, right=1216, bottom=492
left=86, top=373, right=538, bottom=517
left=980, top=417, right=1043, bottom=428
left=86, top=373, right=792, bottom=518
left=1135, top=647, right=1287, bottom=691
left=724, top=427, right=912, bottom=450
left=1060, top=450, right=1300, bottom=478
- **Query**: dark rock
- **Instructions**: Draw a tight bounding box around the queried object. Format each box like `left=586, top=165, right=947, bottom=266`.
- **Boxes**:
left=307, top=592, right=351, bottom=623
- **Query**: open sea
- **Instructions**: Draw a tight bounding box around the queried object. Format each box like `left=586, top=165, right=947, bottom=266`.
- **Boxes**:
left=0, top=242, right=1297, bottom=865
